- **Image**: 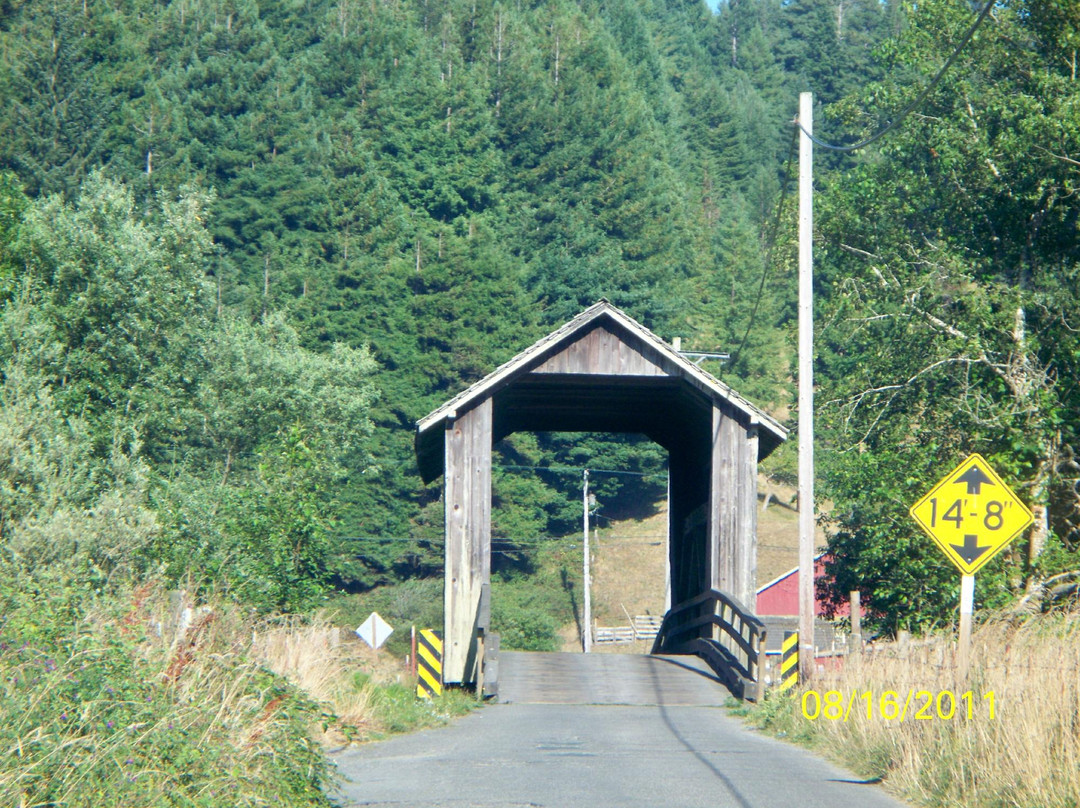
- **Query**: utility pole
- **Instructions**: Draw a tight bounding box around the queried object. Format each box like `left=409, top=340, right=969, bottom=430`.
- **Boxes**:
left=665, top=469, right=672, bottom=613
left=798, top=91, right=816, bottom=682
left=583, top=470, right=593, bottom=653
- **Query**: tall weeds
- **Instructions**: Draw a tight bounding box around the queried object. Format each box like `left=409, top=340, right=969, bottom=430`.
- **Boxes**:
left=754, top=612, right=1080, bottom=808
left=251, top=617, right=377, bottom=740
left=0, top=585, right=335, bottom=808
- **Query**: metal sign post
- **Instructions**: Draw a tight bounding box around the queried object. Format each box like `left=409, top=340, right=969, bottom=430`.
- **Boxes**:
left=958, top=573, right=975, bottom=680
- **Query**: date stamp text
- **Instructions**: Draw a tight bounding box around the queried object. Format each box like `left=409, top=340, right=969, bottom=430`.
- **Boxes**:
left=801, top=690, right=996, bottom=722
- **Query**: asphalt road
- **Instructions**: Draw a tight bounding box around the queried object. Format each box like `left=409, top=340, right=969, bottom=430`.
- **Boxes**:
left=333, top=652, right=910, bottom=808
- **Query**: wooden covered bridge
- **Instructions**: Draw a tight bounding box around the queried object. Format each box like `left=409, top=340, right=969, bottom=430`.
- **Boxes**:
left=415, top=301, right=787, bottom=698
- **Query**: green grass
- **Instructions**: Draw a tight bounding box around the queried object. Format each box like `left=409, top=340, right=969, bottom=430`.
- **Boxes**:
left=365, top=680, right=478, bottom=737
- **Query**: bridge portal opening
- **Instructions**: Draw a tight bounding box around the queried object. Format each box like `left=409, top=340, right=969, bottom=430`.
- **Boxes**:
left=488, top=431, right=669, bottom=653
left=416, top=302, right=786, bottom=686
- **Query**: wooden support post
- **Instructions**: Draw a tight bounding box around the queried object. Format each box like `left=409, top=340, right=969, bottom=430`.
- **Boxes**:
left=664, top=469, right=672, bottom=613
left=443, top=400, right=492, bottom=685
left=710, top=405, right=757, bottom=611
left=740, top=425, right=759, bottom=605
left=476, top=634, right=485, bottom=697
left=898, top=630, right=911, bottom=652
left=754, top=630, right=768, bottom=703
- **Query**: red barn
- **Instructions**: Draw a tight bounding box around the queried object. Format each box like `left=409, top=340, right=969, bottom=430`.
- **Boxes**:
left=755, top=554, right=851, bottom=618
left=756, top=553, right=862, bottom=667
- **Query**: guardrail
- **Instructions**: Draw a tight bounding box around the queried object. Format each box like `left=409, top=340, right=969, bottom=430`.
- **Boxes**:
left=651, top=589, right=767, bottom=702
left=595, top=625, right=637, bottom=644
left=594, top=615, right=663, bottom=645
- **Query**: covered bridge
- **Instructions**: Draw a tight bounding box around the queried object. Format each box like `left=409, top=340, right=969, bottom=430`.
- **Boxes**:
left=416, top=301, right=787, bottom=686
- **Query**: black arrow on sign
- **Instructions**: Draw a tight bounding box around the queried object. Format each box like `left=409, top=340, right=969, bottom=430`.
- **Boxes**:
left=951, top=534, right=989, bottom=565
left=955, top=465, right=995, bottom=495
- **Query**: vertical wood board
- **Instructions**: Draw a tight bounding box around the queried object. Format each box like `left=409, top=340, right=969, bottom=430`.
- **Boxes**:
left=532, top=326, right=668, bottom=376
left=443, top=399, right=492, bottom=685
left=710, top=406, right=740, bottom=596
left=738, top=426, right=760, bottom=607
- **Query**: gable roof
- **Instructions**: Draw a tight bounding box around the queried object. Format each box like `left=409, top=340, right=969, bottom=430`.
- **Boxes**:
left=756, top=553, right=829, bottom=595
left=415, top=300, right=787, bottom=482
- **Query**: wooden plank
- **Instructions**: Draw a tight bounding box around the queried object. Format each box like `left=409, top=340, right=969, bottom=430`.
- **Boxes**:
left=594, top=626, right=637, bottom=644
left=710, top=406, right=736, bottom=598
left=532, top=326, right=667, bottom=376
left=443, top=399, right=492, bottom=685
left=416, top=302, right=787, bottom=477
left=738, top=425, right=760, bottom=606
left=709, top=406, right=760, bottom=610
left=708, top=409, right=722, bottom=598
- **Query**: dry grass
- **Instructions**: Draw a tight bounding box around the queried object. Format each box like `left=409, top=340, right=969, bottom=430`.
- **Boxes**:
left=763, top=611, right=1080, bottom=808
left=0, top=588, right=337, bottom=807
left=251, top=617, right=379, bottom=744
left=250, top=613, right=478, bottom=745
left=591, top=503, right=668, bottom=622
left=573, top=476, right=822, bottom=654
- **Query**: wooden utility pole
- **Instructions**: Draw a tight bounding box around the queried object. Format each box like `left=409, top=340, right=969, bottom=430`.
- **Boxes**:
left=583, top=470, right=593, bottom=653
left=798, top=91, right=816, bottom=681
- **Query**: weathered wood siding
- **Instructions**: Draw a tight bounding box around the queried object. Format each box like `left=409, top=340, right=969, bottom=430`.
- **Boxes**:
left=443, top=399, right=492, bottom=684
left=422, top=304, right=784, bottom=688
left=709, top=405, right=758, bottom=610
left=739, top=424, right=759, bottom=604
left=532, top=326, right=668, bottom=376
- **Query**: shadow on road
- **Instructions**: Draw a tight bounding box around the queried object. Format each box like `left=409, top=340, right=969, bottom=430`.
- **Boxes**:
left=649, top=660, right=755, bottom=808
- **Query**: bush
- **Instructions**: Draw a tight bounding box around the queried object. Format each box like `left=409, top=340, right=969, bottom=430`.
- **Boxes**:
left=324, top=578, right=445, bottom=658
left=0, top=575, right=337, bottom=807
left=491, top=582, right=564, bottom=652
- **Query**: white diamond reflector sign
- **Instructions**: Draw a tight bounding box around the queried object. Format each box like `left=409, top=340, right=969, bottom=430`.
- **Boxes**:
left=356, top=611, right=393, bottom=649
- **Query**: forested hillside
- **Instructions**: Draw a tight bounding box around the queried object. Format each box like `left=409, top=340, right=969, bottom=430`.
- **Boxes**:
left=1, top=0, right=1078, bottom=631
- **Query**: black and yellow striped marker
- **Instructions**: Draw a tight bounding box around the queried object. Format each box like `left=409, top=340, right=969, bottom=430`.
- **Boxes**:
left=779, top=631, right=799, bottom=692
left=416, top=629, right=443, bottom=698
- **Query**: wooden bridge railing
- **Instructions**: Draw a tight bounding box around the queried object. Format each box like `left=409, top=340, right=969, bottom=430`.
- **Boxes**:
left=651, top=589, right=768, bottom=702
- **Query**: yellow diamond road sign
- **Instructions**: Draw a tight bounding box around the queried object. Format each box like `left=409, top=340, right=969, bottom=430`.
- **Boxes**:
left=910, top=454, right=1034, bottom=575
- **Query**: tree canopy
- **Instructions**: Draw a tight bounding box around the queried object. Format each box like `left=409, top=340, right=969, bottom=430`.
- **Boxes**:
left=0, top=0, right=1077, bottom=629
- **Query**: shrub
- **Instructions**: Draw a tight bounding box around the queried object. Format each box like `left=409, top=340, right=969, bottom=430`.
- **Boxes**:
left=0, top=576, right=337, bottom=807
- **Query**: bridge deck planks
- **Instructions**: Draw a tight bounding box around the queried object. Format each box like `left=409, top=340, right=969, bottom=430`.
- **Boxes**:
left=496, top=651, right=732, bottom=706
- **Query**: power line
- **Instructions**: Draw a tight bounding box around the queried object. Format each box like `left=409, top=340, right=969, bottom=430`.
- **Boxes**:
left=726, top=0, right=995, bottom=375
left=726, top=124, right=799, bottom=373
left=496, top=463, right=666, bottom=480
left=798, top=0, right=996, bottom=153
left=335, top=534, right=673, bottom=545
